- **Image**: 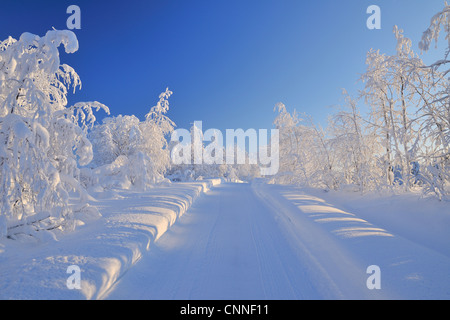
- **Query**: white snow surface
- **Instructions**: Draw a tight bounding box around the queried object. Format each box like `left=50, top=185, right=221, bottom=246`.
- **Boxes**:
left=0, top=179, right=221, bottom=300
left=1, top=179, right=450, bottom=300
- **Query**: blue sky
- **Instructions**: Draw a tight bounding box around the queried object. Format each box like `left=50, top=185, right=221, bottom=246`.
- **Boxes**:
left=0, top=0, right=446, bottom=133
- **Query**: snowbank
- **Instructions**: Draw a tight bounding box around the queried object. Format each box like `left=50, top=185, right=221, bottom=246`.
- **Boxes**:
left=0, top=179, right=221, bottom=300
left=252, top=182, right=450, bottom=299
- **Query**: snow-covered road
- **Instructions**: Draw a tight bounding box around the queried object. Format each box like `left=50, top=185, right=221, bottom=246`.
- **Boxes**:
left=105, top=182, right=450, bottom=300
left=106, top=182, right=323, bottom=299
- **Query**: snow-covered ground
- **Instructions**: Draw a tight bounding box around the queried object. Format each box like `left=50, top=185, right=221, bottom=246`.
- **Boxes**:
left=0, top=179, right=221, bottom=299
left=106, top=181, right=450, bottom=300
left=253, top=182, right=450, bottom=299
left=1, top=180, right=449, bottom=299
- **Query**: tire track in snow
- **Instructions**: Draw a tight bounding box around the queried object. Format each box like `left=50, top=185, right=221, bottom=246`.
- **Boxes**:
left=107, top=182, right=396, bottom=299
left=251, top=182, right=389, bottom=299
left=106, top=183, right=325, bottom=299
left=247, top=186, right=322, bottom=299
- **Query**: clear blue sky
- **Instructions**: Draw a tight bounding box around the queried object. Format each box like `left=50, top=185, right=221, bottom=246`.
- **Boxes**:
left=0, top=0, right=446, bottom=132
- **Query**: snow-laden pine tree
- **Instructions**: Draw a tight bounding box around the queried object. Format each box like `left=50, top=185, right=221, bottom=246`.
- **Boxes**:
left=0, top=30, right=109, bottom=239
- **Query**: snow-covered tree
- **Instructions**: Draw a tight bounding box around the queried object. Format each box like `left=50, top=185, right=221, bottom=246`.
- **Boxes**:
left=419, top=2, right=450, bottom=74
left=417, top=4, right=450, bottom=199
left=271, top=103, right=338, bottom=190
left=0, top=30, right=108, bottom=239
left=328, top=90, right=382, bottom=192
left=268, top=9, right=449, bottom=200
left=89, top=88, right=175, bottom=190
left=272, top=102, right=301, bottom=185
left=360, top=26, right=440, bottom=191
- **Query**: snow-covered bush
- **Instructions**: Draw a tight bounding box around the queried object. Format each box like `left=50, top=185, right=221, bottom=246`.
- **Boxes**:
left=0, top=30, right=108, bottom=239
left=89, top=88, right=175, bottom=190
